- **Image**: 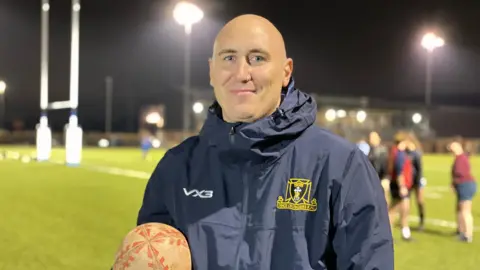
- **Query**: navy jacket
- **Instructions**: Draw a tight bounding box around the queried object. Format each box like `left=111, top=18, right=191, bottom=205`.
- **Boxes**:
left=137, top=81, right=394, bottom=270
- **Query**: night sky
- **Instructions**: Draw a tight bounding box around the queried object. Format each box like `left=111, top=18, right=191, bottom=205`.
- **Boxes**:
left=1, top=0, right=480, bottom=135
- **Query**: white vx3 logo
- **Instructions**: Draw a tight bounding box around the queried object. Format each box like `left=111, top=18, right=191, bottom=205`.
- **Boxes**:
left=183, top=188, right=214, bottom=199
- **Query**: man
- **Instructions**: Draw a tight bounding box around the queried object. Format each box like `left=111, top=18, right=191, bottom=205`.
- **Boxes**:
left=137, top=14, right=393, bottom=269
left=368, top=132, right=390, bottom=197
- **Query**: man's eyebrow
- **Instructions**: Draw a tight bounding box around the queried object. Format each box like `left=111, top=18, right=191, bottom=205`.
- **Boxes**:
left=217, top=49, right=237, bottom=56
left=249, top=48, right=269, bottom=55
left=216, top=48, right=270, bottom=56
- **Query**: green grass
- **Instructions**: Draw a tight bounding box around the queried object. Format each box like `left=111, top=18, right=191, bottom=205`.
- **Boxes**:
left=0, top=147, right=479, bottom=270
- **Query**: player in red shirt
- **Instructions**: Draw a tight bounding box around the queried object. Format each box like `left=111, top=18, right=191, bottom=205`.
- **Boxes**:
left=449, top=138, right=477, bottom=243
left=405, top=135, right=426, bottom=230
left=388, top=132, right=414, bottom=240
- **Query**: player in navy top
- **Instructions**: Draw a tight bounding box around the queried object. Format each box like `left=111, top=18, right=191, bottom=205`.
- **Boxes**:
left=405, top=134, right=426, bottom=230
left=388, top=132, right=414, bottom=240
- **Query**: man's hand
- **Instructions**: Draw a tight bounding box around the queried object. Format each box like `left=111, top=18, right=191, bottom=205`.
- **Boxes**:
left=400, top=186, right=408, bottom=197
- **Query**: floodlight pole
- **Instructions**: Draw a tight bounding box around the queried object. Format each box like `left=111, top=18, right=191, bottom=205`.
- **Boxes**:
left=182, top=24, right=192, bottom=139
left=425, top=52, right=433, bottom=107
left=0, top=86, right=5, bottom=130
left=421, top=33, right=444, bottom=136
left=105, top=76, right=113, bottom=134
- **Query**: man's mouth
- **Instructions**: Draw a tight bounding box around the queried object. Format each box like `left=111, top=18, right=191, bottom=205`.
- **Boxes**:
left=230, top=89, right=256, bottom=95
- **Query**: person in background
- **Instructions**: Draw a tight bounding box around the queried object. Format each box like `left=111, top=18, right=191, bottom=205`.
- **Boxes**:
left=405, top=133, right=426, bottom=230
left=449, top=137, right=477, bottom=243
left=368, top=131, right=390, bottom=203
left=388, top=132, right=414, bottom=241
left=140, top=130, right=152, bottom=160
left=357, top=138, right=371, bottom=156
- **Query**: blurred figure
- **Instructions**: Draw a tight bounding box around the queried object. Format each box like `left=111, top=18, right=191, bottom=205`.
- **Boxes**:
left=368, top=131, right=390, bottom=203
left=388, top=132, right=413, bottom=241
left=405, top=133, right=426, bottom=230
left=357, top=138, right=371, bottom=156
left=464, top=140, right=473, bottom=156
left=449, top=138, right=477, bottom=243
left=140, top=131, right=153, bottom=160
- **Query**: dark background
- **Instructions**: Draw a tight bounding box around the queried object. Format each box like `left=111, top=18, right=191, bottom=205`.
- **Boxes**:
left=1, top=0, right=479, bottom=135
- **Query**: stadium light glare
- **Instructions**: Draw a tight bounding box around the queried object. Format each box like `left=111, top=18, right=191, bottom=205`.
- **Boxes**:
left=0, top=80, right=6, bottom=95
left=145, top=112, right=162, bottom=125
left=42, top=3, right=50, bottom=11
left=152, top=139, right=161, bottom=148
left=336, top=109, right=346, bottom=118
left=356, top=110, right=367, bottom=123
left=98, top=139, right=110, bottom=148
left=412, top=113, right=422, bottom=124
left=192, top=102, right=204, bottom=114
left=325, top=109, right=336, bottom=122
left=173, top=1, right=203, bottom=34
left=421, top=33, right=444, bottom=52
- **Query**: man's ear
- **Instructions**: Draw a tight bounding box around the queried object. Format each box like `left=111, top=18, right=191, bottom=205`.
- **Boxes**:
left=208, top=57, right=213, bottom=87
left=282, top=58, right=293, bottom=87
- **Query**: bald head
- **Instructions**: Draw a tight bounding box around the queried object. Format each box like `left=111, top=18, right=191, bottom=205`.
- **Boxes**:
left=209, top=14, right=293, bottom=123
left=213, top=14, right=287, bottom=60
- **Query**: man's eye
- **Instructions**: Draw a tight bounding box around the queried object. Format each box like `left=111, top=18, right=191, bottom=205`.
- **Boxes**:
left=223, top=55, right=235, bottom=61
left=251, top=55, right=265, bottom=62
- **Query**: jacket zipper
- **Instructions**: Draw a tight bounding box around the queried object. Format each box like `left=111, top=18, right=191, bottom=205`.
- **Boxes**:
left=235, top=168, right=249, bottom=269
left=230, top=125, right=250, bottom=269
left=229, top=126, right=235, bottom=144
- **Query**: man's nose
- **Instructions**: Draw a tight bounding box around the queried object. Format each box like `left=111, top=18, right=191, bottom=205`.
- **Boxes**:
left=234, top=59, right=252, bottom=82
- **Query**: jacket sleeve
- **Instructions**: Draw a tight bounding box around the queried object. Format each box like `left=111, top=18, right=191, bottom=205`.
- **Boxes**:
left=137, top=152, right=175, bottom=226
left=331, top=149, right=394, bottom=270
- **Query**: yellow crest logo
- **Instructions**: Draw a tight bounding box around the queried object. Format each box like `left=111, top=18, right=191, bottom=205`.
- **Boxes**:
left=276, top=178, right=317, bottom=212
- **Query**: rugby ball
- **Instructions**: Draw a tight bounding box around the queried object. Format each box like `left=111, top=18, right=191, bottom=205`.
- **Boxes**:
left=113, top=223, right=191, bottom=270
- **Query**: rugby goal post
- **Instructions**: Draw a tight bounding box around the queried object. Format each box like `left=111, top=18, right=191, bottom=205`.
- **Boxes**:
left=36, top=0, right=82, bottom=166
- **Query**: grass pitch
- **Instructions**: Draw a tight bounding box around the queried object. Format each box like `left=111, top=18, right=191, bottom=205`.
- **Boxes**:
left=0, top=146, right=479, bottom=270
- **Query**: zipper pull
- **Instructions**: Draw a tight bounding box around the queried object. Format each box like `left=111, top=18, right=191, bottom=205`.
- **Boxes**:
left=229, top=126, right=235, bottom=144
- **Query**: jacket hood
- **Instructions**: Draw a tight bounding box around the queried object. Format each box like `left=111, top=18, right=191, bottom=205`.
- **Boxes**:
left=199, top=78, right=317, bottom=164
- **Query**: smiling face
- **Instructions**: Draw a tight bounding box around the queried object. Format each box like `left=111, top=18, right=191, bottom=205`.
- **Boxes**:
left=209, top=15, right=293, bottom=123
